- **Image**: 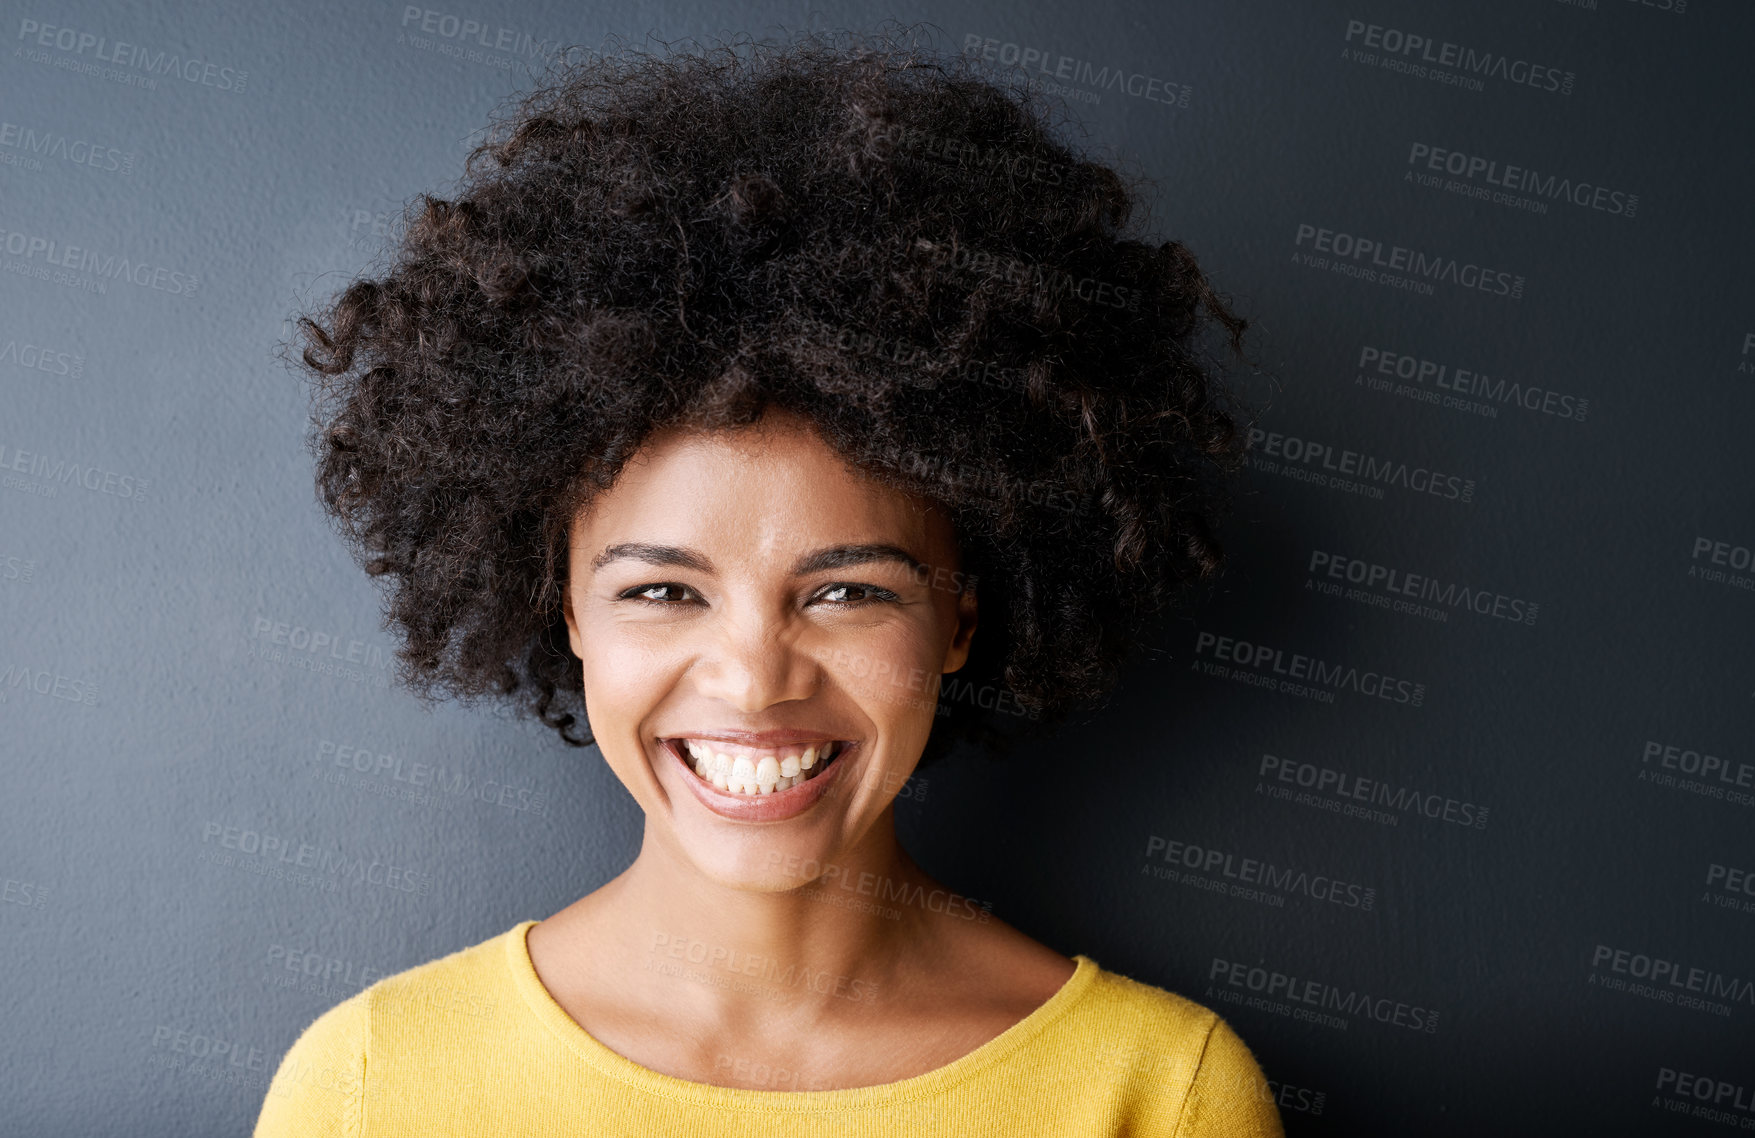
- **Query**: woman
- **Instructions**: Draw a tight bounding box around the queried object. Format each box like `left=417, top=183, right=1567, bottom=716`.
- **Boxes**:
left=258, top=30, right=1282, bottom=1136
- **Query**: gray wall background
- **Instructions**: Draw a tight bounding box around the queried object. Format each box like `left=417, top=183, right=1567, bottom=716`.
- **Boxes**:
left=3, top=0, right=1751, bottom=1134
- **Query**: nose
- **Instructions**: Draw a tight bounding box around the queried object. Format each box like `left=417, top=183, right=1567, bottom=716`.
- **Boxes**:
left=689, top=603, right=820, bottom=713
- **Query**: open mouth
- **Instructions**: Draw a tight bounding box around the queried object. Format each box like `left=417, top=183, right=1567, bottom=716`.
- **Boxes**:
left=663, top=738, right=853, bottom=797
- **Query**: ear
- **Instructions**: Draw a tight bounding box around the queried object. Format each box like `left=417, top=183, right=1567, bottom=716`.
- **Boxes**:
left=561, top=565, right=586, bottom=659
left=941, top=576, right=979, bottom=674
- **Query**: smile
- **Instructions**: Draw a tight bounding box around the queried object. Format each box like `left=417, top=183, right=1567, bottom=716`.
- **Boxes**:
left=666, top=738, right=850, bottom=796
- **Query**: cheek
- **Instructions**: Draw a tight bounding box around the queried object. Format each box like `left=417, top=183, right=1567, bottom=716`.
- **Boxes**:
left=813, top=625, right=943, bottom=723
left=577, top=622, right=681, bottom=711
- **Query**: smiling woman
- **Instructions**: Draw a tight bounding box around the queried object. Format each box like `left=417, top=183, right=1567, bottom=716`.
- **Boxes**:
left=563, top=413, right=976, bottom=840
left=259, top=27, right=1280, bottom=1138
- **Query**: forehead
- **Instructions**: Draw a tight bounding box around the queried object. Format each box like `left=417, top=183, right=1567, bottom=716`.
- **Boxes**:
left=572, top=410, right=950, bottom=561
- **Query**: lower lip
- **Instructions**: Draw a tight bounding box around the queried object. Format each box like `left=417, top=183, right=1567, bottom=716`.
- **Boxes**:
left=663, top=739, right=855, bottom=823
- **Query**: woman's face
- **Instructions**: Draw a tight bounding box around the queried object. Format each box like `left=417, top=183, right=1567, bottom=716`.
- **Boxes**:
left=561, top=408, right=977, bottom=890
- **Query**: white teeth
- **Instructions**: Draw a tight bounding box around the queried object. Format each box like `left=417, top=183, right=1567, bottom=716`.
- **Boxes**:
left=673, top=739, right=846, bottom=797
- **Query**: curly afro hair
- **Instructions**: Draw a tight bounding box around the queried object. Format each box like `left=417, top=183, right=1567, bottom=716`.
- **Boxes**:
left=286, top=28, right=1255, bottom=769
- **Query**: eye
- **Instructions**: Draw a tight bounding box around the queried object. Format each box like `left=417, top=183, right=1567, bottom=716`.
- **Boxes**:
left=811, top=582, right=899, bottom=607
left=619, top=582, right=701, bottom=606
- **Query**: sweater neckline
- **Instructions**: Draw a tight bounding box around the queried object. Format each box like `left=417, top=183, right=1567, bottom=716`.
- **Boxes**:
left=503, top=918, right=1097, bottom=1110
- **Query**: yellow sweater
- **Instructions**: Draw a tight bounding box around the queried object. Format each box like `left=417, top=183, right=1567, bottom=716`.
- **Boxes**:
left=254, top=920, right=1285, bottom=1137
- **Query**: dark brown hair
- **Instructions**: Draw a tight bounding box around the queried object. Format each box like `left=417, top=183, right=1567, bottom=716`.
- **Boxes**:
left=285, top=28, right=1255, bottom=767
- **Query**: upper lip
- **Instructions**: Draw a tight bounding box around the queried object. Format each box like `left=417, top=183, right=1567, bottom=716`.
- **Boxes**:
left=662, top=729, right=848, bottom=747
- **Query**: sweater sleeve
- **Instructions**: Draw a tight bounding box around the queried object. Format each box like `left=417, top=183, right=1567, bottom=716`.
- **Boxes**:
left=252, top=992, right=369, bottom=1138
left=1172, top=1015, right=1286, bottom=1138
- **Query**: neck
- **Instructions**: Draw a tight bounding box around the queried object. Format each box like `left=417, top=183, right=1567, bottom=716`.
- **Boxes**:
left=562, top=804, right=950, bottom=1029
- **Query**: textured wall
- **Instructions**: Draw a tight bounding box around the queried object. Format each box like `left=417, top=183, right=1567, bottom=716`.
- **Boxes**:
left=2, top=1, right=1750, bottom=1134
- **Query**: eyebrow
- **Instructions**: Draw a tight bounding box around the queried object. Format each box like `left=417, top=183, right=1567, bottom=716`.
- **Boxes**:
left=590, top=541, right=927, bottom=577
